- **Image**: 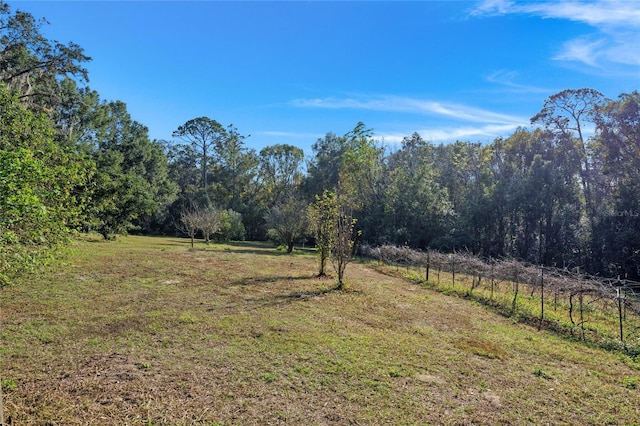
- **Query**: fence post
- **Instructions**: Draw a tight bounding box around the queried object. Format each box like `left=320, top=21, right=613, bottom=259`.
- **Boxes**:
left=617, top=287, right=624, bottom=344
left=511, top=270, right=519, bottom=315
left=579, top=292, right=585, bottom=340
left=0, top=372, right=4, bottom=426
left=621, top=279, right=627, bottom=321
left=490, top=260, right=494, bottom=300
left=450, top=254, right=455, bottom=288
left=425, top=251, right=430, bottom=283
left=539, top=266, right=544, bottom=330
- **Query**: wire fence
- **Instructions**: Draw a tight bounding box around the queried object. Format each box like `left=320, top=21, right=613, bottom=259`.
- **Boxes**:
left=360, top=244, right=640, bottom=354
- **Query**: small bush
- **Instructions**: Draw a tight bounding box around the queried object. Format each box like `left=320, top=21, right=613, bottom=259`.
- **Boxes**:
left=621, top=377, right=639, bottom=389
left=1, top=378, right=17, bottom=392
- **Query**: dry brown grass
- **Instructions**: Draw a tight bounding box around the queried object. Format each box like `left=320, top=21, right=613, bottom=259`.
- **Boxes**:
left=0, top=235, right=638, bottom=425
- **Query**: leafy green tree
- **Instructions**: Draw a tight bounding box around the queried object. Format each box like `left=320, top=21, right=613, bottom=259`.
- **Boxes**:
left=172, top=117, right=226, bottom=189
left=531, top=89, right=606, bottom=224
left=265, top=194, right=309, bottom=253
left=210, top=124, right=258, bottom=209
left=162, top=142, right=208, bottom=235
left=308, top=190, right=336, bottom=276
left=166, top=142, right=200, bottom=192
left=210, top=125, right=261, bottom=238
left=0, top=3, right=90, bottom=114
left=219, top=209, right=246, bottom=241
left=592, top=91, right=640, bottom=279
left=594, top=91, right=640, bottom=184
left=0, top=84, right=90, bottom=285
left=384, top=134, right=452, bottom=247
left=339, top=122, right=384, bottom=209
left=337, top=123, right=386, bottom=243
left=304, top=132, right=349, bottom=197
left=167, top=121, right=260, bottom=239
left=428, top=141, right=493, bottom=251
left=52, top=79, right=102, bottom=148
left=492, top=128, right=582, bottom=265
left=331, top=200, right=359, bottom=290
left=308, top=190, right=358, bottom=288
left=258, top=143, right=304, bottom=207
left=87, top=100, right=177, bottom=238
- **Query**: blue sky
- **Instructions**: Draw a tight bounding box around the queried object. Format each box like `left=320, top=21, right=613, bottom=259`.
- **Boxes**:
left=11, top=0, right=640, bottom=154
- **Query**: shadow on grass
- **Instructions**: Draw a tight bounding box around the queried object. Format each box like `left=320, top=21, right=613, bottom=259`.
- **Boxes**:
left=205, top=272, right=346, bottom=312
left=224, top=287, right=341, bottom=310
left=229, top=274, right=322, bottom=287
left=152, top=240, right=191, bottom=247
left=221, top=245, right=315, bottom=258
left=178, top=240, right=311, bottom=257
left=221, top=247, right=290, bottom=256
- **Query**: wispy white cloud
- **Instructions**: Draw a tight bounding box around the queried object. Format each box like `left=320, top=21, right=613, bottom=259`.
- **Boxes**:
left=374, top=123, right=522, bottom=145
left=553, top=36, right=606, bottom=67
left=472, top=0, right=640, bottom=70
left=485, top=70, right=552, bottom=93
left=291, top=95, right=527, bottom=125
left=472, top=0, right=640, bottom=27
left=402, top=124, right=520, bottom=144
left=260, top=130, right=322, bottom=139
left=291, top=95, right=528, bottom=143
left=470, top=0, right=515, bottom=17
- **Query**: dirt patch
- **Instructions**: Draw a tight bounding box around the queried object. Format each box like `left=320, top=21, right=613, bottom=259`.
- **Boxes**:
left=482, top=389, right=503, bottom=408
left=416, top=374, right=447, bottom=385
left=72, top=353, right=143, bottom=383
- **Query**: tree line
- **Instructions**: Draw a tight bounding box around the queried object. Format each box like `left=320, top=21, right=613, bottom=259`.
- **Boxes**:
left=1, top=2, right=638, bottom=286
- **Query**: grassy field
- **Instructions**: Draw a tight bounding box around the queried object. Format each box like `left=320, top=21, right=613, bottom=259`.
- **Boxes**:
left=0, top=235, right=638, bottom=425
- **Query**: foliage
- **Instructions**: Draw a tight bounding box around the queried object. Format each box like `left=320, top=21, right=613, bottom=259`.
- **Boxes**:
left=157, top=101, right=638, bottom=282
left=304, top=132, right=349, bottom=197
left=308, top=190, right=359, bottom=287
left=258, top=143, right=304, bottom=207
left=209, top=124, right=259, bottom=233
left=172, top=117, right=226, bottom=189
left=531, top=88, right=606, bottom=224
left=169, top=119, right=261, bottom=238
left=219, top=209, right=246, bottom=241
left=265, top=195, right=309, bottom=253
left=384, top=133, right=453, bottom=247
left=85, top=100, right=177, bottom=239
left=339, top=123, right=378, bottom=207
left=308, top=190, right=336, bottom=276
left=331, top=203, right=359, bottom=289
left=0, top=2, right=90, bottom=113
left=591, top=91, right=640, bottom=278
left=0, top=84, right=90, bottom=285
